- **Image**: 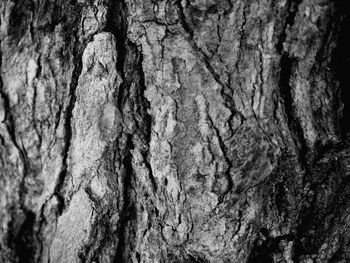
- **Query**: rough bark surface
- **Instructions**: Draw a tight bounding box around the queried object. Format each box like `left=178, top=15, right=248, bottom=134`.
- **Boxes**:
left=0, top=0, right=349, bottom=262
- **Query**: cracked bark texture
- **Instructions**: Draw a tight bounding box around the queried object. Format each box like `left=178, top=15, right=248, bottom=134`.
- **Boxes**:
left=0, top=0, right=350, bottom=262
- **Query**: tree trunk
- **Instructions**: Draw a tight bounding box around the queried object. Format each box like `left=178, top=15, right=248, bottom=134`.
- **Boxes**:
left=1, top=0, right=350, bottom=262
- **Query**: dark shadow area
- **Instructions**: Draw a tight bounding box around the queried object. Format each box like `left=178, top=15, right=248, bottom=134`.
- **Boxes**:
left=11, top=211, right=36, bottom=263
left=333, top=1, right=350, bottom=136
left=113, top=134, right=137, bottom=263
left=248, top=228, right=293, bottom=263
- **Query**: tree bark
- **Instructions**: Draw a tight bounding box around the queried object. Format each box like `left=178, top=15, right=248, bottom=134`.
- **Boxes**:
left=1, top=0, right=350, bottom=262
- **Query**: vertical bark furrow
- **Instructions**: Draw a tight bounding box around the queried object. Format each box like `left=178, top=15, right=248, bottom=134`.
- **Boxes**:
left=276, top=0, right=308, bottom=165
left=114, top=134, right=136, bottom=262
left=276, top=0, right=303, bottom=53
left=278, top=54, right=308, bottom=165
left=54, top=39, right=83, bottom=214
left=333, top=3, right=350, bottom=136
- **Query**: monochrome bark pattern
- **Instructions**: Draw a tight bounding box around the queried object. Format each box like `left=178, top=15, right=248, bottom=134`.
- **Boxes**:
left=0, top=0, right=350, bottom=262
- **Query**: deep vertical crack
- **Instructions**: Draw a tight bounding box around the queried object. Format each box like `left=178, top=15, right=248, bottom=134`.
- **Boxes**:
left=333, top=2, right=350, bottom=136
left=277, top=0, right=308, bottom=167
left=137, top=50, right=157, bottom=191
left=13, top=211, right=36, bottom=263
left=104, top=2, right=136, bottom=261
left=114, top=134, right=136, bottom=262
left=104, top=0, right=128, bottom=113
left=104, top=0, right=155, bottom=260
left=207, top=114, right=234, bottom=203
left=34, top=7, right=86, bottom=260
left=53, top=34, right=83, bottom=214
left=278, top=54, right=308, bottom=166
left=277, top=0, right=303, bottom=53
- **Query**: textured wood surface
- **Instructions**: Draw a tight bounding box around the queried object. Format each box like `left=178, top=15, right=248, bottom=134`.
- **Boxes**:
left=0, top=0, right=349, bottom=262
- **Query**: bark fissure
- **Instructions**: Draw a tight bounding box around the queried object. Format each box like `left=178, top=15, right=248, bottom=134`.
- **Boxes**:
left=333, top=3, right=350, bottom=136
left=113, top=43, right=155, bottom=263
left=114, top=134, right=136, bottom=262
left=278, top=54, right=308, bottom=164
left=207, top=115, right=233, bottom=203
left=54, top=37, right=83, bottom=214
left=277, top=0, right=303, bottom=53
left=31, top=55, right=43, bottom=151
left=277, top=0, right=309, bottom=169
left=137, top=51, right=158, bottom=192
left=104, top=0, right=128, bottom=114
left=102, top=2, right=156, bottom=260
left=248, top=231, right=294, bottom=263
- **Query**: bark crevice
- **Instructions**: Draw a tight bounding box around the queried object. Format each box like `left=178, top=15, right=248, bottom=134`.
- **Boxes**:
left=278, top=54, right=308, bottom=165
left=54, top=31, right=83, bottom=215
left=333, top=3, right=350, bottom=136
left=114, top=134, right=136, bottom=262
left=277, top=0, right=309, bottom=166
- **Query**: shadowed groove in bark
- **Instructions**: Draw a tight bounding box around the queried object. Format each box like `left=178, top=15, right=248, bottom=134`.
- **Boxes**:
left=277, top=0, right=303, bottom=53
left=113, top=37, right=156, bottom=263
left=104, top=3, right=137, bottom=260
left=333, top=1, right=350, bottom=136
left=104, top=2, right=136, bottom=261
left=104, top=0, right=156, bottom=260
left=292, top=154, right=350, bottom=261
left=248, top=229, right=294, bottom=263
left=13, top=211, right=36, bottom=263
left=114, top=134, right=137, bottom=262
left=277, top=0, right=309, bottom=167
left=104, top=0, right=128, bottom=113
left=53, top=14, right=84, bottom=216
left=188, top=253, right=209, bottom=263
left=31, top=2, right=97, bottom=260
left=7, top=0, right=35, bottom=44
left=207, top=115, right=234, bottom=203
left=137, top=49, right=158, bottom=192
left=278, top=55, right=308, bottom=164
